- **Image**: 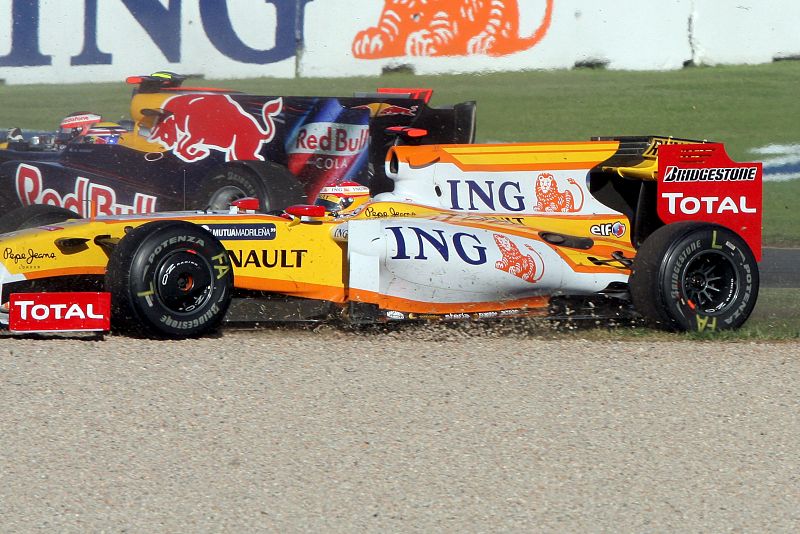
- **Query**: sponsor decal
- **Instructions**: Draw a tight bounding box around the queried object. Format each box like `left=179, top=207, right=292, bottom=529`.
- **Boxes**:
left=9, top=292, right=110, bottom=332
left=0, top=2, right=315, bottom=73
left=286, top=99, right=371, bottom=200
left=443, top=313, right=470, bottom=320
left=447, top=178, right=528, bottom=212
left=660, top=193, right=757, bottom=215
left=363, top=205, right=418, bottom=218
left=663, top=166, right=758, bottom=182
left=590, top=221, right=626, bottom=238
left=202, top=223, right=277, bottom=240
left=445, top=173, right=585, bottom=213
left=319, top=184, right=370, bottom=195
left=60, top=113, right=102, bottom=129
left=292, top=122, right=369, bottom=155
left=16, top=164, right=156, bottom=216
left=352, top=103, right=418, bottom=117
left=386, top=226, right=488, bottom=265
left=227, top=249, right=307, bottom=268
left=534, top=173, right=584, bottom=213
left=160, top=303, right=220, bottom=330
left=493, top=234, right=544, bottom=283
left=385, top=310, right=405, bottom=320
left=3, top=247, right=56, bottom=268
left=149, top=94, right=282, bottom=162
left=657, top=143, right=762, bottom=260
left=352, top=0, right=553, bottom=58
left=332, top=225, right=349, bottom=240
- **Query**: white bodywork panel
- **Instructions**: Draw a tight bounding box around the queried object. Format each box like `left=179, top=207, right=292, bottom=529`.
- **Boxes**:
left=346, top=218, right=627, bottom=307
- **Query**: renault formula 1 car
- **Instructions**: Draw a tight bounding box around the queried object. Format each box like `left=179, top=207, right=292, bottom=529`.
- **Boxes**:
left=0, top=72, right=476, bottom=226
left=0, top=136, right=761, bottom=336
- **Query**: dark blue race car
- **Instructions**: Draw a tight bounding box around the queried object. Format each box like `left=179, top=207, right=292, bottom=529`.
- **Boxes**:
left=0, top=72, right=476, bottom=228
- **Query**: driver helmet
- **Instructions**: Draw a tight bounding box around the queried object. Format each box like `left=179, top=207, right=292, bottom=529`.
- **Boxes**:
left=6, top=127, right=23, bottom=143
left=57, top=112, right=103, bottom=144
left=315, top=181, right=370, bottom=213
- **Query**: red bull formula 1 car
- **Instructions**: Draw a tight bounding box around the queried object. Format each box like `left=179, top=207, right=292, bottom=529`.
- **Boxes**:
left=0, top=72, right=476, bottom=229
left=0, top=136, right=761, bottom=336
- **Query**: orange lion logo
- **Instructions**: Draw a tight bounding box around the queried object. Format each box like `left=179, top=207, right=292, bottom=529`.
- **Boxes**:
left=352, top=0, right=554, bottom=58
left=534, top=173, right=584, bottom=213
left=493, top=234, right=543, bottom=283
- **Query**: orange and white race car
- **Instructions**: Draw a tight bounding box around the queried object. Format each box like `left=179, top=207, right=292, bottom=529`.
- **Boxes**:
left=0, top=136, right=761, bottom=336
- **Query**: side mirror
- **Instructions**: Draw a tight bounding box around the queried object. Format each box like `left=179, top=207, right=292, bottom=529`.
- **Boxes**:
left=230, top=197, right=260, bottom=212
left=285, top=204, right=326, bottom=218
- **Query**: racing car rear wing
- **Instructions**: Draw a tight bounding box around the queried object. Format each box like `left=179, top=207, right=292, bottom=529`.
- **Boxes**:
left=591, top=136, right=762, bottom=259
left=354, top=88, right=434, bottom=103
left=594, top=136, right=709, bottom=180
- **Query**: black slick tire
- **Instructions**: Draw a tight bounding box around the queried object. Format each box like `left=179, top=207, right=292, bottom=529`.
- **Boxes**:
left=199, top=163, right=306, bottom=212
left=105, top=220, right=234, bottom=338
left=629, top=222, right=759, bottom=332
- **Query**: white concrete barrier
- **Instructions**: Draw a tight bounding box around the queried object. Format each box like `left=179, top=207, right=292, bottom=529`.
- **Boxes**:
left=1, top=0, right=798, bottom=85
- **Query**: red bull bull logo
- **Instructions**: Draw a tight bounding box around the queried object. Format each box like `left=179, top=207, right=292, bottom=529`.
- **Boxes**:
left=148, top=94, right=282, bottom=162
left=352, top=103, right=418, bottom=117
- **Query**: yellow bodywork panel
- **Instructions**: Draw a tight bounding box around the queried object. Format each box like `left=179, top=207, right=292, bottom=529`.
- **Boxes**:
left=0, top=214, right=350, bottom=301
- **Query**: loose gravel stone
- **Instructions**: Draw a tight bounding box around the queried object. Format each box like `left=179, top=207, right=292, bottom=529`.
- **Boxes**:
left=1, top=325, right=798, bottom=532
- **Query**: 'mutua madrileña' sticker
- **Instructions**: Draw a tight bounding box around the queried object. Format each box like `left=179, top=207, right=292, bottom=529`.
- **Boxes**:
left=750, top=144, right=800, bottom=182
left=201, top=223, right=277, bottom=240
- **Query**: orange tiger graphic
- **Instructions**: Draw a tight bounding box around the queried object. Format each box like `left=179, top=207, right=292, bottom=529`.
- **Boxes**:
left=352, top=0, right=554, bottom=58
left=534, top=173, right=584, bottom=213
left=493, top=234, right=543, bottom=283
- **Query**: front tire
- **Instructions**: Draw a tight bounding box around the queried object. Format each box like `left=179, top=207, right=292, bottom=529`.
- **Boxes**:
left=105, top=220, right=234, bottom=338
left=629, top=222, right=759, bottom=332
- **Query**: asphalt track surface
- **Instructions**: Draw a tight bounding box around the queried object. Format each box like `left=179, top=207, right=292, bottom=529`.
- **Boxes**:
left=761, top=247, right=800, bottom=288
left=0, top=249, right=798, bottom=533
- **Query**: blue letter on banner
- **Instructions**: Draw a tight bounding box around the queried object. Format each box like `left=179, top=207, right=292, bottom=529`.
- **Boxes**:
left=72, top=0, right=182, bottom=65
left=199, top=0, right=313, bottom=64
left=0, top=0, right=52, bottom=66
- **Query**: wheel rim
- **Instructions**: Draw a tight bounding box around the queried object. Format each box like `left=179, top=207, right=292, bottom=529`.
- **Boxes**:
left=154, top=250, right=214, bottom=314
left=681, top=250, right=738, bottom=314
left=207, top=185, right=248, bottom=210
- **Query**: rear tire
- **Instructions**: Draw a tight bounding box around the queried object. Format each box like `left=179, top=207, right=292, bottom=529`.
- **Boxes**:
left=105, top=220, right=233, bottom=338
left=629, top=222, right=759, bottom=332
left=199, top=163, right=306, bottom=212
left=0, top=204, right=77, bottom=233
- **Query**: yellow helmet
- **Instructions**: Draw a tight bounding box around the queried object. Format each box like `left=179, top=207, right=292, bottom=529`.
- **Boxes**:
left=315, top=182, right=370, bottom=213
